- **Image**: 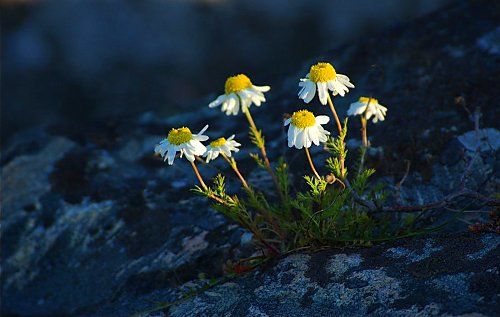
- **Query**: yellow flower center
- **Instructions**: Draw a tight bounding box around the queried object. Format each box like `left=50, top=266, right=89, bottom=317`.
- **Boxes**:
left=359, top=97, right=379, bottom=105
left=309, top=62, right=336, bottom=83
left=167, top=127, right=192, bottom=145
left=224, top=74, right=253, bottom=94
left=210, top=137, right=226, bottom=148
left=291, top=110, right=316, bottom=128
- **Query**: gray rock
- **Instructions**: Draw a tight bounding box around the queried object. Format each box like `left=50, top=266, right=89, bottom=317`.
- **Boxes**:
left=1, top=127, right=249, bottom=316
left=457, top=128, right=500, bottom=152
left=2, top=0, right=499, bottom=316
left=170, top=234, right=500, bottom=317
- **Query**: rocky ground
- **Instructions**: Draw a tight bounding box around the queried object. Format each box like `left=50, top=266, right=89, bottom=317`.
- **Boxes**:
left=1, top=0, right=499, bottom=316
left=170, top=234, right=500, bottom=317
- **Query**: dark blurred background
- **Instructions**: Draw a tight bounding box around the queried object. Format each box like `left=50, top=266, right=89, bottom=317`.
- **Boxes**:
left=1, top=0, right=451, bottom=145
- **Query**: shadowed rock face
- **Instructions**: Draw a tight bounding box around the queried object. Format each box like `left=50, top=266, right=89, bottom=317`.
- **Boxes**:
left=1, top=0, right=451, bottom=143
left=170, top=234, right=500, bottom=317
left=1, top=0, right=499, bottom=316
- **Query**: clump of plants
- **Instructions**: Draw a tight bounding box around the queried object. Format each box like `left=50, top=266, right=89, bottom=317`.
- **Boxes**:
left=153, top=61, right=495, bottom=259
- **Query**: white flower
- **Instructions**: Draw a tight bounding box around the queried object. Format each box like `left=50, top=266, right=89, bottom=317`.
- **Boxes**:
left=154, top=125, right=209, bottom=165
left=208, top=74, right=270, bottom=116
left=347, top=97, right=388, bottom=123
left=298, top=62, right=355, bottom=105
left=203, top=135, right=241, bottom=163
left=284, top=110, right=330, bottom=149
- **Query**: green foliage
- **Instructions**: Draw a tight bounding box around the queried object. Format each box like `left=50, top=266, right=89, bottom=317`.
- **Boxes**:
left=351, top=168, right=376, bottom=194
left=275, top=158, right=290, bottom=199
left=249, top=125, right=265, bottom=148
left=325, top=118, right=348, bottom=178
left=192, top=121, right=428, bottom=255
left=326, top=157, right=343, bottom=179
left=249, top=153, right=266, bottom=168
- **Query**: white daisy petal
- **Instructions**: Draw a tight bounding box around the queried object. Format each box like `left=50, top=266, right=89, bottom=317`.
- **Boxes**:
left=298, top=63, right=354, bottom=104
left=193, top=141, right=207, bottom=156
left=166, top=148, right=176, bottom=165
left=244, top=89, right=264, bottom=106
left=155, top=125, right=209, bottom=164
left=295, top=130, right=304, bottom=149
left=304, top=128, right=312, bottom=148
left=240, top=95, right=251, bottom=112
left=302, top=80, right=316, bottom=103
left=226, top=93, right=239, bottom=115
left=209, top=94, right=226, bottom=108
left=287, top=125, right=295, bottom=147
left=198, top=124, right=209, bottom=135
left=201, top=135, right=242, bottom=163
left=194, top=135, right=209, bottom=141
left=230, top=140, right=241, bottom=148
left=347, top=102, right=367, bottom=116
left=298, top=79, right=308, bottom=95
left=347, top=97, right=387, bottom=123
left=318, top=127, right=329, bottom=143
left=293, top=124, right=300, bottom=144
left=221, top=100, right=228, bottom=112
left=252, top=85, right=270, bottom=92
left=208, top=74, right=270, bottom=116
left=183, top=141, right=196, bottom=153
left=230, top=139, right=241, bottom=147
left=317, top=82, right=328, bottom=105
left=298, top=79, right=312, bottom=98
left=337, top=74, right=355, bottom=88
left=222, top=146, right=232, bottom=157
left=332, top=80, right=346, bottom=97
left=309, top=128, right=320, bottom=146
left=184, top=152, right=195, bottom=162
left=286, top=111, right=331, bottom=149
left=316, top=115, right=330, bottom=125
left=154, top=142, right=167, bottom=156
left=377, top=113, right=385, bottom=122
left=326, top=80, right=336, bottom=92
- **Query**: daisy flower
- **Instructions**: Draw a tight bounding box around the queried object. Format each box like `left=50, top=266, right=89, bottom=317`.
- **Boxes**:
left=347, top=97, right=388, bottom=123
left=298, top=62, right=355, bottom=105
left=155, top=125, right=209, bottom=165
left=208, top=74, right=270, bottom=116
left=204, top=135, right=241, bottom=163
left=284, top=110, right=330, bottom=149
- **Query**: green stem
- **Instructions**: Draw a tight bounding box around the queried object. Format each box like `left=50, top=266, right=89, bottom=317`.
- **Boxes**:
left=221, top=153, right=284, bottom=242
left=361, top=116, right=368, bottom=148
left=326, top=93, right=345, bottom=178
left=221, top=153, right=251, bottom=193
left=326, top=93, right=343, bottom=135
left=238, top=215, right=280, bottom=255
left=190, top=161, right=207, bottom=190
left=243, top=107, right=285, bottom=202
left=305, top=147, right=321, bottom=180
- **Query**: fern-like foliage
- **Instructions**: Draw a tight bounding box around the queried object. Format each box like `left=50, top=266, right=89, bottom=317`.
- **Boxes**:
left=191, top=122, right=429, bottom=255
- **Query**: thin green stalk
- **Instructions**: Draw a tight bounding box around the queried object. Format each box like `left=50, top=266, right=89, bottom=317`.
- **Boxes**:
left=243, top=107, right=285, bottom=202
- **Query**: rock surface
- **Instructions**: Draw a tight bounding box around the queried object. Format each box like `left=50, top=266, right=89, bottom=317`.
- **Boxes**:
left=170, top=234, right=500, bottom=317
left=1, top=0, right=499, bottom=316
left=1, top=0, right=450, bottom=142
